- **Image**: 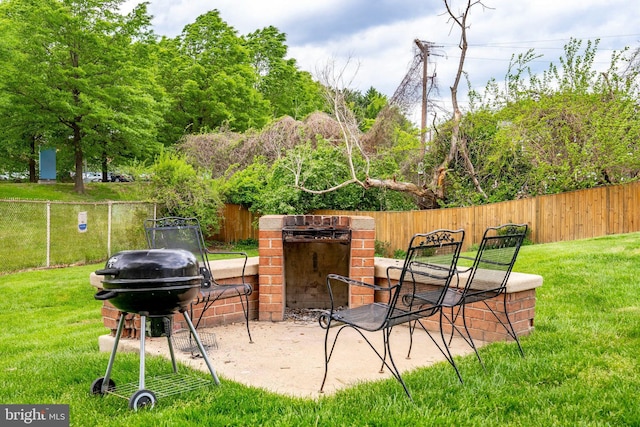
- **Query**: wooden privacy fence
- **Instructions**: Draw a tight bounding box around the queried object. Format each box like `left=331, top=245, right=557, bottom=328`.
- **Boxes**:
left=211, top=203, right=260, bottom=243
left=211, top=181, right=640, bottom=252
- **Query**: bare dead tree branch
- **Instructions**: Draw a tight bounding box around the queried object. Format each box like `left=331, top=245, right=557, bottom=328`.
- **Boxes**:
left=285, top=58, right=368, bottom=195
left=430, top=0, right=488, bottom=200
left=283, top=57, right=437, bottom=206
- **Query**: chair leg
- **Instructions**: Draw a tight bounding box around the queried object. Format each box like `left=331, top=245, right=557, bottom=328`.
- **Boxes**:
left=379, top=332, right=388, bottom=373
left=320, top=323, right=413, bottom=400
left=240, top=293, right=253, bottom=344
left=411, top=314, right=463, bottom=384
left=193, top=298, right=213, bottom=330
left=447, top=305, right=462, bottom=346
left=405, top=320, right=417, bottom=360
left=486, top=293, right=524, bottom=357
left=382, top=328, right=413, bottom=400
left=435, top=312, right=464, bottom=383
left=319, top=319, right=338, bottom=394
left=194, top=293, right=253, bottom=344
left=460, top=304, right=485, bottom=369
left=439, top=305, right=481, bottom=368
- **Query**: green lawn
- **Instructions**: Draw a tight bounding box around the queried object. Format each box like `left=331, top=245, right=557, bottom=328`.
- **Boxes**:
left=0, top=182, right=148, bottom=201
left=0, top=233, right=639, bottom=426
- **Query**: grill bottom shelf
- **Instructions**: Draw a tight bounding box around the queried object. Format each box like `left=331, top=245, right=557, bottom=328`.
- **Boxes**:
left=106, top=373, right=214, bottom=401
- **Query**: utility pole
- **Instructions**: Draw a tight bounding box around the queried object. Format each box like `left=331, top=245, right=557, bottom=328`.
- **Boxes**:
left=415, top=39, right=428, bottom=148
left=414, top=39, right=440, bottom=151
left=389, top=39, right=441, bottom=159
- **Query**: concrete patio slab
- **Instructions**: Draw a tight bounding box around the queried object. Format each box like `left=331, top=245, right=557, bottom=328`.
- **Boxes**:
left=99, top=319, right=483, bottom=399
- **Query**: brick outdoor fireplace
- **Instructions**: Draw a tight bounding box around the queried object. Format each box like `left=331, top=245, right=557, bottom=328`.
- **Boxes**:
left=258, top=215, right=375, bottom=321
left=94, top=213, right=542, bottom=343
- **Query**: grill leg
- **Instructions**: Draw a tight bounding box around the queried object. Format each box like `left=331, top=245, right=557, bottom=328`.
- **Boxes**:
left=166, top=333, right=178, bottom=374
left=181, top=310, right=220, bottom=385
left=101, top=312, right=127, bottom=394
left=139, top=313, right=147, bottom=390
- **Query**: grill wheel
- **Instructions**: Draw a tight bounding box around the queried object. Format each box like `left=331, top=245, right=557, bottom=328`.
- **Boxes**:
left=129, top=389, right=156, bottom=410
left=90, top=377, right=115, bottom=395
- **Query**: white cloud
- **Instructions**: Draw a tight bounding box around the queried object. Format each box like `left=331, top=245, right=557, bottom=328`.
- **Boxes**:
left=124, top=0, right=640, bottom=117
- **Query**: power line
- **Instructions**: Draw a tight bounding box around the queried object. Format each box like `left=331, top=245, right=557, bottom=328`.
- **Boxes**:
left=435, top=33, right=640, bottom=50
left=468, top=33, right=640, bottom=46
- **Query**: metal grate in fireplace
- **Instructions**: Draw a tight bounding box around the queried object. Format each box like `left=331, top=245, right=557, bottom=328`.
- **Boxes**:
left=282, top=215, right=351, bottom=243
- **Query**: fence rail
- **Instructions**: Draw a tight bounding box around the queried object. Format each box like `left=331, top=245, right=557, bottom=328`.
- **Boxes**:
left=212, top=181, right=640, bottom=253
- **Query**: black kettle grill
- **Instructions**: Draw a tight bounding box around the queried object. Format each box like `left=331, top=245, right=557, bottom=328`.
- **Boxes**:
left=90, top=249, right=219, bottom=410
left=93, top=248, right=202, bottom=315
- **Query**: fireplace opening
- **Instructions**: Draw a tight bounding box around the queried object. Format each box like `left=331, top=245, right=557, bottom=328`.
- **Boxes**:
left=284, top=241, right=350, bottom=309
left=282, top=216, right=351, bottom=309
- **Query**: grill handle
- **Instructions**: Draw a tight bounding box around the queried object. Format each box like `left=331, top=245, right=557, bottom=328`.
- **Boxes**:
left=94, top=290, right=117, bottom=301
left=95, top=268, right=119, bottom=276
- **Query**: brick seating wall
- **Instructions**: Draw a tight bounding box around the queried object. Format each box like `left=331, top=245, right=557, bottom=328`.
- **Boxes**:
left=95, top=259, right=540, bottom=343
left=373, top=278, right=537, bottom=342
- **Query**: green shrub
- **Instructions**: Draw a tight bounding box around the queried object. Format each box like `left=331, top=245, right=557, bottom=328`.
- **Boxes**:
left=393, top=248, right=407, bottom=259
left=148, top=152, right=224, bottom=232
left=375, top=240, right=391, bottom=257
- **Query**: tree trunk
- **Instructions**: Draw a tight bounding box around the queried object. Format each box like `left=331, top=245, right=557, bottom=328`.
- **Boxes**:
left=29, top=135, right=37, bottom=183
left=429, top=0, right=487, bottom=202
left=365, top=177, right=437, bottom=207
left=73, top=124, right=85, bottom=194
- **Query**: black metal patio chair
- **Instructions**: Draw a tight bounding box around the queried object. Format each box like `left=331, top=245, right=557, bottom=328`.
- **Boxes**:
left=318, top=229, right=465, bottom=400
left=144, top=216, right=253, bottom=343
left=411, top=223, right=528, bottom=369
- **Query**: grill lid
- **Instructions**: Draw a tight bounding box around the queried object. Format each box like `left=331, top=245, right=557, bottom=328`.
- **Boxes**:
left=95, top=249, right=200, bottom=281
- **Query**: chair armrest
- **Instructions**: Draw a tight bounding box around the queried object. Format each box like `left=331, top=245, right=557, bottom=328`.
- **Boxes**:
left=389, top=264, right=454, bottom=283
left=327, top=273, right=394, bottom=292
left=455, top=255, right=475, bottom=274
left=205, top=249, right=248, bottom=260
left=455, top=265, right=473, bottom=274
left=205, top=249, right=248, bottom=281
left=386, top=265, right=403, bottom=276
left=386, top=265, right=404, bottom=286
left=326, top=273, right=399, bottom=309
left=320, top=274, right=400, bottom=329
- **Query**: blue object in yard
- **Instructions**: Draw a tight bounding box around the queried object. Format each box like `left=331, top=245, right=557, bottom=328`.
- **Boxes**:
left=39, top=149, right=56, bottom=181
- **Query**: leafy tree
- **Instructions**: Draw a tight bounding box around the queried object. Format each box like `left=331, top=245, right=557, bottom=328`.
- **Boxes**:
left=156, top=10, right=271, bottom=146
left=260, top=1, right=490, bottom=210
left=244, top=139, right=416, bottom=214
left=448, top=38, right=640, bottom=205
left=0, top=0, right=162, bottom=192
left=219, top=157, right=271, bottom=207
left=345, top=87, right=388, bottom=131
left=244, top=26, right=325, bottom=120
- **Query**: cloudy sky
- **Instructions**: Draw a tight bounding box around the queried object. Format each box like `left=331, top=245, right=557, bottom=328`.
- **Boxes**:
left=123, top=0, right=640, bottom=119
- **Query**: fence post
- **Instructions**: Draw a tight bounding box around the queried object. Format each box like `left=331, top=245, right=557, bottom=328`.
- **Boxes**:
left=107, top=201, right=112, bottom=256
left=46, top=201, right=51, bottom=268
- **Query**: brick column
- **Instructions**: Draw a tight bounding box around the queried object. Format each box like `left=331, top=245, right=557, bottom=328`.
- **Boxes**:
left=349, top=216, right=376, bottom=307
left=258, top=215, right=285, bottom=321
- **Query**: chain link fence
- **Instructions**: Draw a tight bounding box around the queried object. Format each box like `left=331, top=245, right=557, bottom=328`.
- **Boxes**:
left=0, top=200, right=157, bottom=274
